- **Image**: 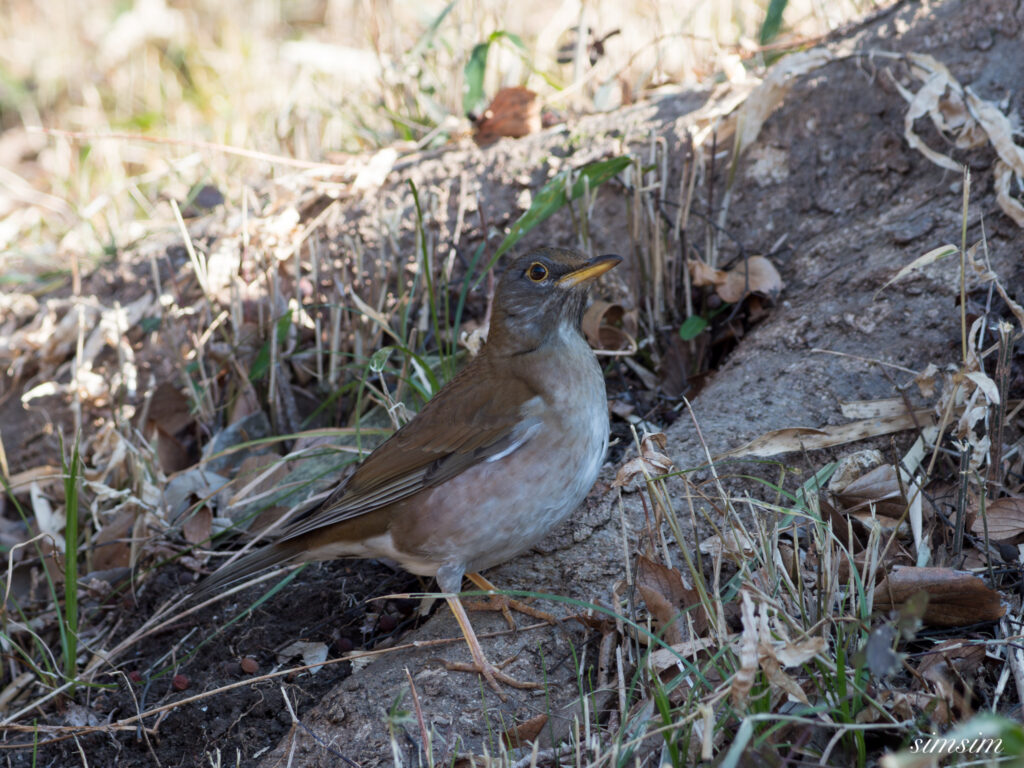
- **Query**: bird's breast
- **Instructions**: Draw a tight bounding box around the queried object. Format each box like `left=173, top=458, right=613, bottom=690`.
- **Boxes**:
left=386, top=332, right=609, bottom=575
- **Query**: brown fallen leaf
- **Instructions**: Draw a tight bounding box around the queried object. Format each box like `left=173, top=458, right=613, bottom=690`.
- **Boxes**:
left=146, top=382, right=196, bottom=474
left=699, top=528, right=755, bottom=559
left=635, top=554, right=708, bottom=644
left=582, top=300, right=637, bottom=355
left=716, top=256, right=784, bottom=303
left=92, top=508, right=136, bottom=571
left=970, top=497, right=1024, bottom=542
left=687, top=258, right=725, bottom=287
left=873, top=567, right=1005, bottom=628
left=858, top=689, right=951, bottom=727
left=820, top=493, right=867, bottom=552
left=503, top=713, right=548, bottom=749
left=473, top=87, right=541, bottom=146
left=916, top=638, right=987, bottom=679
left=716, top=406, right=936, bottom=459
left=182, top=506, right=213, bottom=545
left=836, top=464, right=907, bottom=522
left=687, top=255, right=783, bottom=304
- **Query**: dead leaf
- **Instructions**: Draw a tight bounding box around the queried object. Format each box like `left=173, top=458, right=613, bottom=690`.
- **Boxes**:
left=182, top=506, right=213, bottom=545
left=873, top=567, right=1005, bottom=627
left=734, top=48, right=834, bottom=155
left=688, top=259, right=725, bottom=287
left=649, top=636, right=721, bottom=673
left=503, top=713, right=548, bottom=748
left=717, top=406, right=936, bottom=459
left=92, top=509, right=136, bottom=571
left=731, top=592, right=759, bottom=707
left=351, top=147, right=397, bottom=193
left=699, top=529, right=755, bottom=559
left=582, top=301, right=637, bottom=355
left=473, top=87, right=541, bottom=146
left=716, top=256, right=784, bottom=303
left=276, top=640, right=329, bottom=673
left=970, top=497, right=1024, bottom=542
left=914, top=363, right=940, bottom=398
left=916, top=639, right=987, bottom=679
left=836, top=464, right=907, bottom=522
left=635, top=554, right=708, bottom=644
left=827, top=448, right=884, bottom=494
left=612, top=432, right=674, bottom=488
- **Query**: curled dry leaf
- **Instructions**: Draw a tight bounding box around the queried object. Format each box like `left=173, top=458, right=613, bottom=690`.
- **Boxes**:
left=836, top=464, right=907, bottom=522
left=687, top=256, right=784, bottom=303
left=873, top=567, right=1005, bottom=628
left=716, top=256, right=784, bottom=304
left=916, top=638, right=987, bottom=680
left=688, top=258, right=724, bottom=287
left=891, top=52, right=1024, bottom=231
left=276, top=640, right=329, bottom=674
left=827, top=448, right=884, bottom=495
left=473, top=87, right=541, bottom=146
left=731, top=592, right=759, bottom=707
left=635, top=554, right=708, bottom=644
left=582, top=301, right=637, bottom=355
left=699, top=529, right=756, bottom=559
left=717, top=404, right=935, bottom=459
left=612, top=432, right=674, bottom=488
left=969, top=497, right=1024, bottom=542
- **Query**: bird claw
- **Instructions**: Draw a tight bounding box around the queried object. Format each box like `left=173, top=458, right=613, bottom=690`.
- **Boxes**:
left=462, top=594, right=558, bottom=631
left=445, top=656, right=542, bottom=699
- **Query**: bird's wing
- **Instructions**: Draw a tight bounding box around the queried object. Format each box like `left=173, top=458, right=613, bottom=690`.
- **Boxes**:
left=280, top=356, right=544, bottom=540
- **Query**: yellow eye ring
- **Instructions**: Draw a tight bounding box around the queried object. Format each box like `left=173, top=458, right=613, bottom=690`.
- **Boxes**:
left=527, top=262, right=548, bottom=282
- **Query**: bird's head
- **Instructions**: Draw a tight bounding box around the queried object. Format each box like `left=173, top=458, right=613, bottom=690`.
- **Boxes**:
left=488, top=247, right=621, bottom=355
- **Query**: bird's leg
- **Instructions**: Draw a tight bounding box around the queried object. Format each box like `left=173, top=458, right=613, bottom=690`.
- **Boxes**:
left=444, top=595, right=542, bottom=699
left=462, top=572, right=558, bottom=631
left=436, top=563, right=541, bottom=697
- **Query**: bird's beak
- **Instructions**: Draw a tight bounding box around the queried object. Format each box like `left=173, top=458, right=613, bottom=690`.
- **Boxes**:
left=557, top=254, right=622, bottom=288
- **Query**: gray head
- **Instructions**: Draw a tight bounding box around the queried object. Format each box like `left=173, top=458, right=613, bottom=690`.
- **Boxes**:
left=486, top=247, right=621, bottom=356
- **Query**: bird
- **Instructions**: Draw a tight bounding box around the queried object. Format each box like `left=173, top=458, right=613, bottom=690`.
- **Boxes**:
left=192, top=246, right=621, bottom=695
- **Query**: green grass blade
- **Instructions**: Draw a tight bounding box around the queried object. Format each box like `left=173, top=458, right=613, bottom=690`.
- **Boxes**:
left=463, top=42, right=490, bottom=115
left=61, top=435, right=82, bottom=690
left=759, top=0, right=788, bottom=44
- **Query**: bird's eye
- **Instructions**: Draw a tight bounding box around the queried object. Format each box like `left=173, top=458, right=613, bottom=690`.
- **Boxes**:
left=527, top=262, right=548, bottom=282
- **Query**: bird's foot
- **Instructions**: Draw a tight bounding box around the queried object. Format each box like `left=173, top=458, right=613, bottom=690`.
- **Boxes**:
left=464, top=572, right=557, bottom=631
left=445, top=656, right=542, bottom=699
left=462, top=593, right=557, bottom=631
left=445, top=594, right=543, bottom=701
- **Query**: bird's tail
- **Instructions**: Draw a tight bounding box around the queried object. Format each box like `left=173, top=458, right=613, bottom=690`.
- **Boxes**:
left=190, top=541, right=305, bottom=603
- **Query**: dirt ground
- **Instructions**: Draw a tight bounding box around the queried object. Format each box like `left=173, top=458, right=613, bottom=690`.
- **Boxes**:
left=2, top=0, right=1023, bottom=765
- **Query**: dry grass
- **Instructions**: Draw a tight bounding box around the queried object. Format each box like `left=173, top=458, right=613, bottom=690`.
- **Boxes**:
left=2, top=0, right=873, bottom=281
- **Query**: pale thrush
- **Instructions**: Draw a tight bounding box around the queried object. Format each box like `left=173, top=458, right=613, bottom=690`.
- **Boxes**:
left=194, top=246, right=620, bottom=693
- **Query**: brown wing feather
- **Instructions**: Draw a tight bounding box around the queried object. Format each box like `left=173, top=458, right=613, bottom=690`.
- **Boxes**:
left=280, top=353, right=542, bottom=540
